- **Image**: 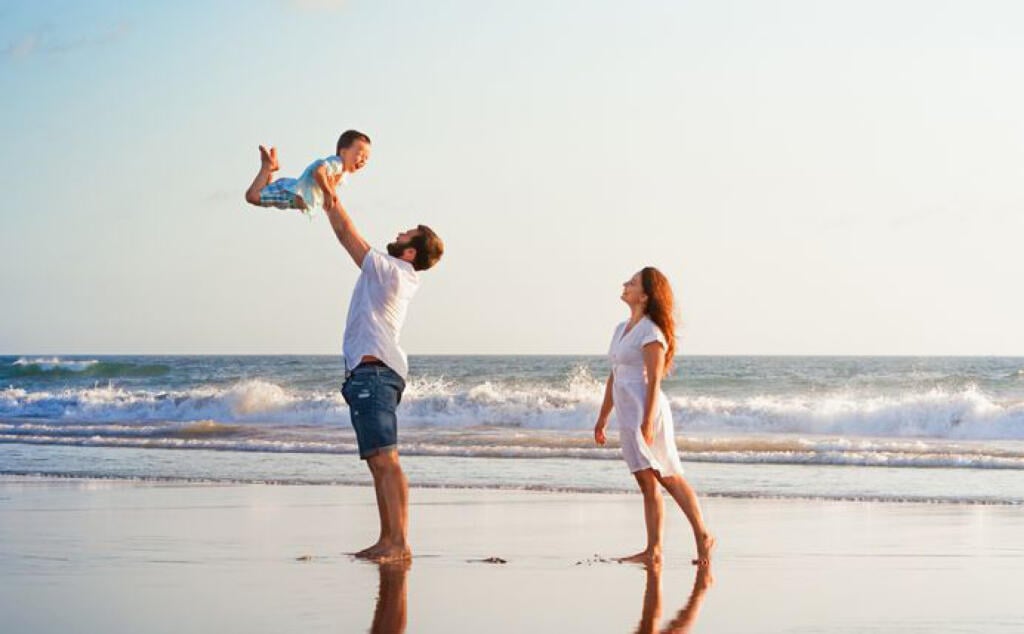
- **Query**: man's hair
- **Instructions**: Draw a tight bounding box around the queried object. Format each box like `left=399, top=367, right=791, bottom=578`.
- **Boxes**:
left=336, top=129, right=371, bottom=154
left=409, top=225, right=444, bottom=271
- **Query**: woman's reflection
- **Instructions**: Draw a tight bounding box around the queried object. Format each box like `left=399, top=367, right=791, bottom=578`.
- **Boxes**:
left=636, top=562, right=713, bottom=634
left=368, top=559, right=410, bottom=634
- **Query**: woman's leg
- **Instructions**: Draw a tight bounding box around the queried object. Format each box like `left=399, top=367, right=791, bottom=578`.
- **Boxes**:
left=655, top=472, right=715, bottom=565
left=619, top=468, right=664, bottom=564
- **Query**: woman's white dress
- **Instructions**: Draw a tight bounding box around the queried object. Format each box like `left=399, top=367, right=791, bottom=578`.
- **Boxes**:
left=608, top=316, right=684, bottom=477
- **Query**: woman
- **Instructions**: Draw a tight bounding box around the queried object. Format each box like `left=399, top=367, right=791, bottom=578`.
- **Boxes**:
left=594, top=267, right=714, bottom=566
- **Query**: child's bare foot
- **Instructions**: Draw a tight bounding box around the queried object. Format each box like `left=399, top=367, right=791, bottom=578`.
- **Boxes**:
left=259, top=145, right=279, bottom=172
left=692, top=533, right=716, bottom=566
left=617, top=548, right=661, bottom=565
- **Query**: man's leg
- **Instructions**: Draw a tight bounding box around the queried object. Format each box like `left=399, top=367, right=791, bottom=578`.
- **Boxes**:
left=244, top=145, right=279, bottom=205
left=363, top=449, right=410, bottom=563
left=353, top=458, right=392, bottom=557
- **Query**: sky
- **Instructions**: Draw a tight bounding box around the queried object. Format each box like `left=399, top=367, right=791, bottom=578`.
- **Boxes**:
left=1, top=0, right=1022, bottom=355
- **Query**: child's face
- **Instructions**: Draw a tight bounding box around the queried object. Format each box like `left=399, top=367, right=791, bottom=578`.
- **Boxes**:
left=339, top=140, right=371, bottom=173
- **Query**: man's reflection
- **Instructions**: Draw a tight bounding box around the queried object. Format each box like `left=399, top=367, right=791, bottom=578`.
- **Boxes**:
left=636, top=561, right=713, bottom=634
left=369, top=559, right=410, bottom=634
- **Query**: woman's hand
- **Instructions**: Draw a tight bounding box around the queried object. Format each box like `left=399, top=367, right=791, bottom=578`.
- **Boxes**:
left=641, top=419, right=654, bottom=445
left=594, top=419, right=607, bottom=445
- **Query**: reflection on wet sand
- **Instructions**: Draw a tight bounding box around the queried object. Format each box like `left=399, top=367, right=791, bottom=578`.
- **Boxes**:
left=636, top=563, right=713, bottom=634
left=368, top=559, right=410, bottom=634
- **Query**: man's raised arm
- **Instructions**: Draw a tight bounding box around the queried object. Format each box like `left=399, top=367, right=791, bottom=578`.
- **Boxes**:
left=324, top=200, right=371, bottom=268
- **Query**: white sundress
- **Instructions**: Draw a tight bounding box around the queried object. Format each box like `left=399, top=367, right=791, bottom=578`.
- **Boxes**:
left=608, top=316, right=685, bottom=477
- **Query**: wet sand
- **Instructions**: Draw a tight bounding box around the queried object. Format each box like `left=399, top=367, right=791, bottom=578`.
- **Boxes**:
left=1, top=476, right=1022, bottom=633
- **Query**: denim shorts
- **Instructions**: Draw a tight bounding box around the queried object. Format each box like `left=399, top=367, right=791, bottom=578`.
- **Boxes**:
left=341, top=363, right=406, bottom=459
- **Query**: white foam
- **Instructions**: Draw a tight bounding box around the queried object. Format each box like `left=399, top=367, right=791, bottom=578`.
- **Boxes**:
left=2, top=374, right=1023, bottom=441
left=12, top=357, right=99, bottom=372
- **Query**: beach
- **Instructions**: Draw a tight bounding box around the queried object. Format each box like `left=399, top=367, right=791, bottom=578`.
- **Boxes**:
left=2, top=476, right=1022, bottom=633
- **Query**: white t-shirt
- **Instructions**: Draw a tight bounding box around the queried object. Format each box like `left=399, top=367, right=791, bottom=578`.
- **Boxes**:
left=342, top=249, right=420, bottom=379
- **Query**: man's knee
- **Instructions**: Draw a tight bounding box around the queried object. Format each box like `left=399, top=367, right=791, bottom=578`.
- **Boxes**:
left=245, top=189, right=261, bottom=205
left=367, top=449, right=401, bottom=473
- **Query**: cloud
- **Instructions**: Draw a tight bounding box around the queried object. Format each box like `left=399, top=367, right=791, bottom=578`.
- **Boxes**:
left=2, top=34, right=39, bottom=58
left=205, top=190, right=239, bottom=203
left=2, top=22, right=130, bottom=60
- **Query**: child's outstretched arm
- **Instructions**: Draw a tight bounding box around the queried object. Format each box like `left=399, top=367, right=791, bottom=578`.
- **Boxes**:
left=313, top=163, right=339, bottom=211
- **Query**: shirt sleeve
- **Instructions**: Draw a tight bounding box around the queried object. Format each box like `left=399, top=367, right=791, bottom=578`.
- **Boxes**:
left=324, top=155, right=345, bottom=178
left=639, top=319, right=668, bottom=349
left=361, top=249, right=400, bottom=289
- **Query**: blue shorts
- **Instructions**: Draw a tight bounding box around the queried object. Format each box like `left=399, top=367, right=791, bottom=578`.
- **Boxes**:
left=341, top=363, right=406, bottom=459
left=259, top=178, right=304, bottom=210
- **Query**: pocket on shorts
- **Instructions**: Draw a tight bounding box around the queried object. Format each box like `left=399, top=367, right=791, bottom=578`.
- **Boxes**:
left=341, top=375, right=377, bottom=409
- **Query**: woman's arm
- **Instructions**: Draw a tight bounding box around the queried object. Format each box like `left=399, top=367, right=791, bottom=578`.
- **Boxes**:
left=640, top=342, right=666, bottom=444
left=594, top=372, right=614, bottom=445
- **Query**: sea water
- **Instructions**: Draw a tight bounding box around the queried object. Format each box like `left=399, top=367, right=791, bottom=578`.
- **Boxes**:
left=2, top=355, right=1022, bottom=503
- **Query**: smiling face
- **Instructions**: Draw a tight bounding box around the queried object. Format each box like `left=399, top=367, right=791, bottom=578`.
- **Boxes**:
left=338, top=139, right=372, bottom=173
left=621, top=271, right=648, bottom=308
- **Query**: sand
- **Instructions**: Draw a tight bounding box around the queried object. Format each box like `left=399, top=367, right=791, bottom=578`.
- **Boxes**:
left=1, top=476, right=1022, bottom=633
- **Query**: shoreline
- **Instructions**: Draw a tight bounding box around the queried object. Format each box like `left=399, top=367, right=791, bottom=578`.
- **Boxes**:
left=2, top=471, right=1021, bottom=507
left=2, top=477, right=1023, bottom=633
left=3, top=442, right=1023, bottom=506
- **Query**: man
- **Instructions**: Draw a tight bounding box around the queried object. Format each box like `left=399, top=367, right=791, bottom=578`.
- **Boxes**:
left=324, top=197, right=444, bottom=563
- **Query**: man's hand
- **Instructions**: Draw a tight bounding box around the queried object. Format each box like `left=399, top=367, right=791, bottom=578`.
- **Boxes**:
left=324, top=191, right=339, bottom=211
left=594, top=419, right=608, bottom=445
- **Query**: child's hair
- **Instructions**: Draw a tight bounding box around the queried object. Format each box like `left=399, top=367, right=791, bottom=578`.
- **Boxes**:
left=409, top=225, right=444, bottom=271
left=337, top=129, right=371, bottom=154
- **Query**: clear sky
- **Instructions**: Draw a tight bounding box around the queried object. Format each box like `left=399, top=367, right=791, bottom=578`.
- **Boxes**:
left=1, top=0, right=1022, bottom=355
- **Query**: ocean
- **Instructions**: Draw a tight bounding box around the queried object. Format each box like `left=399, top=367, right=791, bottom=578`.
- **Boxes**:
left=2, top=355, right=1022, bottom=504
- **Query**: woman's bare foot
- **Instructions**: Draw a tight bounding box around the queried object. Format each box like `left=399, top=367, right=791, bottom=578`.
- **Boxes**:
left=694, top=563, right=714, bottom=590
left=617, top=548, right=662, bottom=565
left=258, top=145, right=279, bottom=172
left=692, top=533, right=716, bottom=566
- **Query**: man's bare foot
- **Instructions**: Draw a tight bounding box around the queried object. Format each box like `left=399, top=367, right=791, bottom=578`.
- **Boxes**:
left=351, top=542, right=385, bottom=558
left=692, top=533, right=716, bottom=566
left=617, top=549, right=661, bottom=565
left=259, top=145, right=279, bottom=172
left=368, top=544, right=412, bottom=564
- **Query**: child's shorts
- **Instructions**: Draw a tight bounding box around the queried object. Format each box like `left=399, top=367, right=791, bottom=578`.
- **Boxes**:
left=259, top=178, right=305, bottom=210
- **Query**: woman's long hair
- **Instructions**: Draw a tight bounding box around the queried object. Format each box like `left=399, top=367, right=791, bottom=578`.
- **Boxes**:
left=640, top=266, right=677, bottom=370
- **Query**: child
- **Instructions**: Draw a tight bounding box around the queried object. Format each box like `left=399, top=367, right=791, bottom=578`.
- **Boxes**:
left=244, top=129, right=371, bottom=215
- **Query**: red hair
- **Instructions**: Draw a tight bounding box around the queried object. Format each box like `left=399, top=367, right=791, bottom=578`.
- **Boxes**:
left=640, top=267, right=677, bottom=370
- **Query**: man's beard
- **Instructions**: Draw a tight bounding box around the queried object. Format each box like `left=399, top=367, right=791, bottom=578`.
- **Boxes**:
left=387, top=240, right=412, bottom=258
